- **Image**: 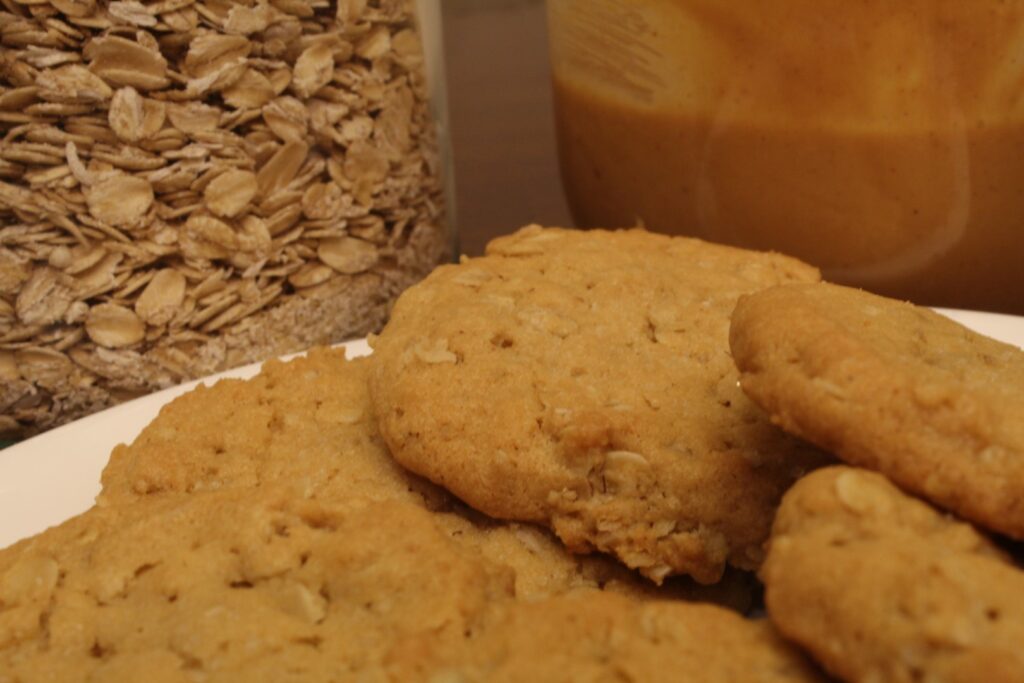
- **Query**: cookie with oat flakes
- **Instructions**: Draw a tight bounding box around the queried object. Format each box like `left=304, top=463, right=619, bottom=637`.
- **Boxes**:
left=763, top=466, right=1024, bottom=682
left=0, top=490, right=513, bottom=681
left=369, top=225, right=827, bottom=584
left=392, top=589, right=825, bottom=683
left=99, top=347, right=754, bottom=608
left=99, top=349, right=446, bottom=511
left=0, top=489, right=817, bottom=683
left=730, top=281, right=1024, bottom=539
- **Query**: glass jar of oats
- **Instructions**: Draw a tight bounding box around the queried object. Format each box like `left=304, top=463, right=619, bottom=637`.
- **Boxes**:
left=548, top=0, right=1024, bottom=314
left=0, top=0, right=452, bottom=438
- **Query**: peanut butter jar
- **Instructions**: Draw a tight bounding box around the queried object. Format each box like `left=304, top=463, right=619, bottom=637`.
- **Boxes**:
left=548, top=0, right=1024, bottom=314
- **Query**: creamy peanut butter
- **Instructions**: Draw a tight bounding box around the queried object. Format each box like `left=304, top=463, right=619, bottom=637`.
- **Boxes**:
left=549, top=0, right=1024, bottom=313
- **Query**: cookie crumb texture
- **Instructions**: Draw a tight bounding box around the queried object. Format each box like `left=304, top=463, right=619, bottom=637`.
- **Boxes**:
left=0, top=493, right=512, bottom=681
left=763, top=467, right=1024, bottom=682
left=370, top=226, right=827, bottom=584
left=730, top=282, right=1024, bottom=539
left=393, top=591, right=825, bottom=682
left=0, top=490, right=820, bottom=682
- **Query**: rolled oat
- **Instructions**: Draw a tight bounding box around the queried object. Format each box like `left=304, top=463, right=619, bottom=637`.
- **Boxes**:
left=0, top=0, right=448, bottom=438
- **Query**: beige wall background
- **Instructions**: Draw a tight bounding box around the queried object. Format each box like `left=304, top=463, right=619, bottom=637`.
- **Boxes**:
left=442, top=0, right=573, bottom=256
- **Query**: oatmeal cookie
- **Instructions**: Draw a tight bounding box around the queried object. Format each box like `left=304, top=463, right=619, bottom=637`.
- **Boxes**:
left=730, top=281, right=1024, bottom=538
left=0, top=491, right=511, bottom=681
left=100, top=347, right=752, bottom=607
left=763, top=466, right=1024, bottom=682
left=0, top=490, right=815, bottom=682
left=393, top=590, right=824, bottom=682
left=369, top=225, right=826, bottom=583
left=100, top=349, right=445, bottom=510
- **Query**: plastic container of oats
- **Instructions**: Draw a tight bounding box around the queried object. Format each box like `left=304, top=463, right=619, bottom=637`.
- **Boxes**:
left=0, top=0, right=454, bottom=439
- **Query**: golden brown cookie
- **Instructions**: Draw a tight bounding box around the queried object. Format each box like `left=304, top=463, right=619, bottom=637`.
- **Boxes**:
left=369, top=225, right=826, bottom=583
left=100, top=349, right=445, bottom=510
left=0, top=490, right=814, bottom=682
left=0, top=491, right=513, bottom=681
left=99, top=347, right=752, bottom=607
left=730, top=281, right=1024, bottom=539
left=393, top=590, right=825, bottom=683
left=763, top=466, right=1024, bottom=682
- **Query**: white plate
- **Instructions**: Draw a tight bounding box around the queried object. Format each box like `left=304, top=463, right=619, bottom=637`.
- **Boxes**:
left=2, top=310, right=1024, bottom=550
left=0, top=338, right=371, bottom=549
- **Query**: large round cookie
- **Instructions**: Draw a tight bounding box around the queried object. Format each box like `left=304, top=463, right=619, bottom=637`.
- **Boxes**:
left=763, top=466, right=1024, bottom=682
left=0, top=490, right=822, bottom=682
left=100, top=347, right=753, bottom=607
left=369, top=225, right=826, bottom=583
left=730, top=281, right=1024, bottom=539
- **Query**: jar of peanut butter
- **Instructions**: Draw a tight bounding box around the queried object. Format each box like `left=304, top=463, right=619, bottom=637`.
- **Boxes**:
left=548, top=0, right=1024, bottom=314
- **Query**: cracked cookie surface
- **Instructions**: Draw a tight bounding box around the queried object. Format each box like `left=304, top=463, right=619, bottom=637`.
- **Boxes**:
left=369, top=226, right=826, bottom=583
left=763, top=466, right=1024, bottom=682
left=730, top=282, right=1024, bottom=539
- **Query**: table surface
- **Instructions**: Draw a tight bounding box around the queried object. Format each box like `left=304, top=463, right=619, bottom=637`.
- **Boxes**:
left=443, top=0, right=573, bottom=256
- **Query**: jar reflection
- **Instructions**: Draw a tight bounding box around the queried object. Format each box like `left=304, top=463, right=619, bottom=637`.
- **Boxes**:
left=549, top=0, right=1024, bottom=313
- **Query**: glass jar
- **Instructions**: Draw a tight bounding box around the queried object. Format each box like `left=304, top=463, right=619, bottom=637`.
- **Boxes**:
left=548, top=0, right=1024, bottom=314
left=0, top=0, right=453, bottom=438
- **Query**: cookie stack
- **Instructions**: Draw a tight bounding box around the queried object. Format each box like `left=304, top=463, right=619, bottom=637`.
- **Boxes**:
left=731, top=283, right=1024, bottom=681
left=2, top=226, right=1022, bottom=681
